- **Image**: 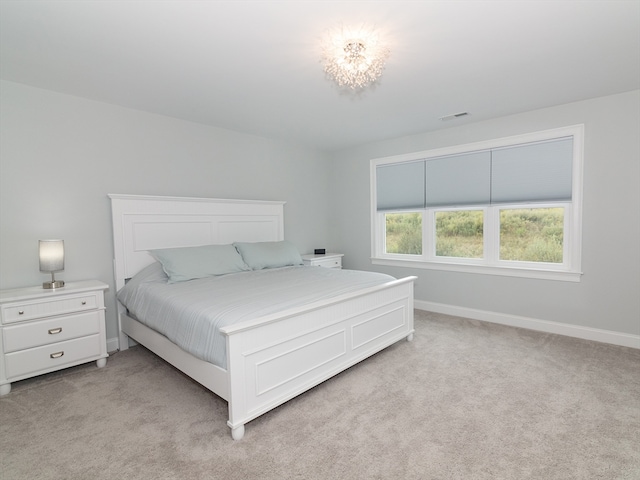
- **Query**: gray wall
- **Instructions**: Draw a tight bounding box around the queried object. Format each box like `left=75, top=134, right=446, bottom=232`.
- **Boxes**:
left=2, top=80, right=638, bottom=343
left=328, top=90, right=640, bottom=337
left=0, top=81, right=332, bottom=342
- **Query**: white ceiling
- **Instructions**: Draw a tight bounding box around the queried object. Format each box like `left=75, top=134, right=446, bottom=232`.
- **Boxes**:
left=1, top=1, right=639, bottom=152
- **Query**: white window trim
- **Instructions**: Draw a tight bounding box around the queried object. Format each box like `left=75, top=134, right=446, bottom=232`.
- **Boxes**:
left=370, top=125, right=584, bottom=282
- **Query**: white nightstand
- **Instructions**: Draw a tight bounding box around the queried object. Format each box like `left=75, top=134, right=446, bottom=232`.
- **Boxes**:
left=0, top=280, right=109, bottom=396
left=301, top=253, right=344, bottom=269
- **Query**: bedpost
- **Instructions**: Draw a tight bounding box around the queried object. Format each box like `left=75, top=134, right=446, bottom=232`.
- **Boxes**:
left=112, top=257, right=130, bottom=351
left=118, top=313, right=130, bottom=351
left=230, top=425, right=245, bottom=441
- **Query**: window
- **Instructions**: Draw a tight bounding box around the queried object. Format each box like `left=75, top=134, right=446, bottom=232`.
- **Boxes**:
left=435, top=209, right=484, bottom=259
left=370, top=126, right=583, bottom=281
left=385, top=212, right=422, bottom=255
left=499, top=207, right=565, bottom=263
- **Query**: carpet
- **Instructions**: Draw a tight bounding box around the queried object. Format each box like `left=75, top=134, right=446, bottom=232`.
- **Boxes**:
left=1, top=310, right=638, bottom=479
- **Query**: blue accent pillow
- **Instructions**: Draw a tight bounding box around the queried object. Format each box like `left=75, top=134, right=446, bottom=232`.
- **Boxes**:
left=117, top=261, right=168, bottom=307
left=150, top=244, right=251, bottom=283
left=233, top=241, right=303, bottom=270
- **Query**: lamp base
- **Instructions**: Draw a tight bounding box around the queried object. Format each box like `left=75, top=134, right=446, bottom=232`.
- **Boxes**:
left=43, top=280, right=65, bottom=289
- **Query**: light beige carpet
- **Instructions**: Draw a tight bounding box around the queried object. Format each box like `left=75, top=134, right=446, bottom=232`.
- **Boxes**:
left=1, top=310, right=639, bottom=480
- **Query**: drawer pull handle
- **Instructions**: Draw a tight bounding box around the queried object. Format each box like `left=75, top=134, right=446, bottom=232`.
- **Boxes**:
left=48, top=327, right=62, bottom=335
left=50, top=351, right=64, bottom=359
left=81, top=301, right=87, bottom=305
left=18, top=310, right=24, bottom=315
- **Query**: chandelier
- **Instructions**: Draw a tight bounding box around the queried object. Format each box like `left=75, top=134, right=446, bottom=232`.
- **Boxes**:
left=321, top=26, right=390, bottom=89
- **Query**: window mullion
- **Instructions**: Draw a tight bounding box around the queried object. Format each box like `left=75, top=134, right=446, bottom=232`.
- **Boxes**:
left=423, top=209, right=433, bottom=261
left=485, top=206, right=499, bottom=265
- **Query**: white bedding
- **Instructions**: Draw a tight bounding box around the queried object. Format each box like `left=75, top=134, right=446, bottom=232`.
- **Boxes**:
left=117, top=264, right=396, bottom=368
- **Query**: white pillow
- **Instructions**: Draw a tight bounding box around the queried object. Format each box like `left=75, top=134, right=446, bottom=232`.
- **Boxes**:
left=150, top=244, right=251, bottom=283
left=233, top=241, right=303, bottom=270
left=117, top=261, right=168, bottom=307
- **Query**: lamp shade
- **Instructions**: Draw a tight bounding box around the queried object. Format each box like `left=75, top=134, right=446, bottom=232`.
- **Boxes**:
left=39, top=240, right=64, bottom=272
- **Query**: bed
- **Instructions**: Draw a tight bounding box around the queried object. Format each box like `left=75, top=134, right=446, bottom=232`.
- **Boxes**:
left=109, top=194, right=416, bottom=440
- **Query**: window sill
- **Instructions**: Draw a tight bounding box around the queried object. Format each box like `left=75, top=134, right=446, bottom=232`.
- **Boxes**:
left=371, top=257, right=583, bottom=282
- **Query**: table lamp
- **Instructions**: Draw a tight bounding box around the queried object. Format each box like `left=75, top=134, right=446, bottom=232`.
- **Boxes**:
left=39, top=239, right=65, bottom=289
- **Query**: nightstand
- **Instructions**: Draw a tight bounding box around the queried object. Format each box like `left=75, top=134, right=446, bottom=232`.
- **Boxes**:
left=301, top=253, right=344, bottom=269
left=0, top=280, right=109, bottom=396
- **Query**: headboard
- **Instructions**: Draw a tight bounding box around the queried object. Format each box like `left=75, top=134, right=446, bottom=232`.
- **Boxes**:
left=108, top=194, right=285, bottom=291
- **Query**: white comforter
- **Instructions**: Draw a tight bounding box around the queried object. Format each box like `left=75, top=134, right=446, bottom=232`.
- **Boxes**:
left=117, top=265, right=396, bottom=368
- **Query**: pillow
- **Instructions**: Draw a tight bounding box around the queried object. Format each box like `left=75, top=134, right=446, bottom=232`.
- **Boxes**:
left=150, top=244, right=251, bottom=283
left=233, top=240, right=303, bottom=270
left=117, top=261, right=168, bottom=307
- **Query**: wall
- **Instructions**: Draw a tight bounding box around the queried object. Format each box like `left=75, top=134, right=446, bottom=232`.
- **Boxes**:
left=0, top=80, right=332, bottom=344
left=329, top=90, right=640, bottom=343
left=2, top=81, right=638, bottom=348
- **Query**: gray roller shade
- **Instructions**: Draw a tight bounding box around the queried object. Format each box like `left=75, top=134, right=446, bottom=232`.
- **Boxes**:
left=426, top=151, right=491, bottom=207
left=491, top=137, right=573, bottom=204
left=376, top=161, right=425, bottom=211
left=376, top=136, right=573, bottom=211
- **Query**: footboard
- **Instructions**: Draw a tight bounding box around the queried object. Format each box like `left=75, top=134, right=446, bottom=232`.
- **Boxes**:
left=221, top=276, right=416, bottom=440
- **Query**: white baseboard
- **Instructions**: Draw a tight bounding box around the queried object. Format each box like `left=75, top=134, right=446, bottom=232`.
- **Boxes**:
left=415, top=300, right=640, bottom=349
left=106, top=337, right=120, bottom=354
left=107, top=303, right=639, bottom=353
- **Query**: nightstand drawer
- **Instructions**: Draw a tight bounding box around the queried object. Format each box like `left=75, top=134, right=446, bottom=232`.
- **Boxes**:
left=313, top=257, right=342, bottom=268
left=4, top=334, right=102, bottom=380
left=1, top=293, right=99, bottom=324
left=2, top=311, right=102, bottom=353
left=302, top=253, right=344, bottom=269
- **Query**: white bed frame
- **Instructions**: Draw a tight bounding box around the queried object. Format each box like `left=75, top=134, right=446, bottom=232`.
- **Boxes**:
left=109, top=194, right=416, bottom=440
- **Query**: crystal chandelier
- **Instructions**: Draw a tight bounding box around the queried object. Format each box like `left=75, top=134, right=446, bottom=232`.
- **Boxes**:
left=321, top=26, right=390, bottom=89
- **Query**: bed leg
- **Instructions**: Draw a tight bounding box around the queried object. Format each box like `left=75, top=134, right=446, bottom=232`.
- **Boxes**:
left=407, top=333, right=414, bottom=342
left=231, top=424, right=245, bottom=441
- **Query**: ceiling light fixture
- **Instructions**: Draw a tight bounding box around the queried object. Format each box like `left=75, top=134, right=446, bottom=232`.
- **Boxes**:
left=321, top=25, right=390, bottom=90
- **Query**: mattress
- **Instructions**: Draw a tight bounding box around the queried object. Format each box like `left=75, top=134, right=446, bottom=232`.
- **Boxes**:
left=117, top=264, right=396, bottom=368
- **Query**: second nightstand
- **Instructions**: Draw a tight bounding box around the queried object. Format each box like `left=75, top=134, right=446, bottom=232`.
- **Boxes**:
left=301, top=253, right=344, bottom=269
left=0, top=280, right=109, bottom=396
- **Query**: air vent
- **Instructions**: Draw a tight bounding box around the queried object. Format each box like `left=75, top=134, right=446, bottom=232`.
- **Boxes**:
left=439, top=112, right=469, bottom=121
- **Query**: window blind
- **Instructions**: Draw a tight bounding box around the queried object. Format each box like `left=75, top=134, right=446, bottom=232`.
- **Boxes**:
left=490, top=137, right=573, bottom=203
left=426, top=151, right=491, bottom=207
left=376, top=136, right=573, bottom=211
left=376, top=161, right=425, bottom=211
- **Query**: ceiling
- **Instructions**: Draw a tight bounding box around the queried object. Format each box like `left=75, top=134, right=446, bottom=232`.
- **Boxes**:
left=1, top=1, right=639, bottom=153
